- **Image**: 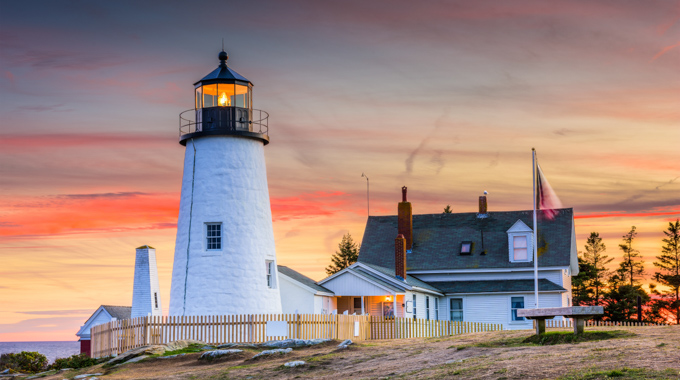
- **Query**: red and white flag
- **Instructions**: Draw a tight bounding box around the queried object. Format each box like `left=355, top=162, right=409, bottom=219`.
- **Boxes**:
left=536, top=163, right=562, bottom=220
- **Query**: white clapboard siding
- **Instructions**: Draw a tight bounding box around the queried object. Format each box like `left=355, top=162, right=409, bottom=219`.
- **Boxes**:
left=414, top=269, right=566, bottom=285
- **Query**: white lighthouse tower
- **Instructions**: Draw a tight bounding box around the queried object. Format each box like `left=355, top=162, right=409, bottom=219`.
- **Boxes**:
left=169, top=51, right=282, bottom=316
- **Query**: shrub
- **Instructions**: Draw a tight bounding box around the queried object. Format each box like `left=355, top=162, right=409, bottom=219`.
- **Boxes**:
left=50, top=353, right=98, bottom=370
left=0, top=351, right=48, bottom=374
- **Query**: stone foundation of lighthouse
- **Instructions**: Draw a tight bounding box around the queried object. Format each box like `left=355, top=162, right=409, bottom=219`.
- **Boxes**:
left=169, top=136, right=282, bottom=316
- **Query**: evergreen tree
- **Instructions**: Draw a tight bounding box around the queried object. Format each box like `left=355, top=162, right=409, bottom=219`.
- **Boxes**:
left=602, top=283, right=650, bottom=321
left=443, top=205, right=452, bottom=214
left=572, top=254, right=597, bottom=306
left=617, top=226, right=645, bottom=286
left=325, top=233, right=360, bottom=275
left=582, top=232, right=613, bottom=305
left=653, top=220, right=680, bottom=324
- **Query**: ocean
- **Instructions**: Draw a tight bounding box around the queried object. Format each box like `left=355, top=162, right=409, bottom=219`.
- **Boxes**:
left=0, top=341, right=80, bottom=364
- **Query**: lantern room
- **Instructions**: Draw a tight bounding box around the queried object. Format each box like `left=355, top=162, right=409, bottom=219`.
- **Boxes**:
left=179, top=51, right=269, bottom=146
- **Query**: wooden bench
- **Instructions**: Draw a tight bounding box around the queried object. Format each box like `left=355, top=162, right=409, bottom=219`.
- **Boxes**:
left=517, top=306, right=604, bottom=335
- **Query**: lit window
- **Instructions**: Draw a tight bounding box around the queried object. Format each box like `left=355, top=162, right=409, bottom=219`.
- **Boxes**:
left=460, top=241, right=473, bottom=255
left=450, top=298, right=463, bottom=321
left=511, top=297, right=525, bottom=321
left=206, top=223, right=222, bottom=250
left=513, top=236, right=528, bottom=261
left=266, top=260, right=275, bottom=289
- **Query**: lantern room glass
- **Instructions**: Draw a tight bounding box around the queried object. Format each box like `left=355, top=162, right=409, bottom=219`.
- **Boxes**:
left=195, top=84, right=251, bottom=109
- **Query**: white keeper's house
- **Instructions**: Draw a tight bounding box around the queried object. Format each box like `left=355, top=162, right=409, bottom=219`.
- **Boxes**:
left=279, top=187, right=578, bottom=330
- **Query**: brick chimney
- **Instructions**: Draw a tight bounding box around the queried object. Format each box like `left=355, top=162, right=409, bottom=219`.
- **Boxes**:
left=479, top=195, right=488, bottom=214
left=395, top=234, right=407, bottom=280
left=398, top=186, right=413, bottom=250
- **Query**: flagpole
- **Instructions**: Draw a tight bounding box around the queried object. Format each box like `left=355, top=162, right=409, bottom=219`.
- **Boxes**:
left=532, top=148, right=539, bottom=308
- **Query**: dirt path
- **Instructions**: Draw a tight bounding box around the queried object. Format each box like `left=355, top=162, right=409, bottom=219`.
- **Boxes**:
left=44, top=326, right=680, bottom=380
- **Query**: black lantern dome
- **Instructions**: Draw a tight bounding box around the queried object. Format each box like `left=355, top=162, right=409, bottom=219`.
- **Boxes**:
left=179, top=51, right=269, bottom=145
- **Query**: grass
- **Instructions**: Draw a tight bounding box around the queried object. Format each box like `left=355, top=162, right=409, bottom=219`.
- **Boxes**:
left=163, top=343, right=206, bottom=356
left=522, top=330, right=633, bottom=345
left=559, top=367, right=680, bottom=379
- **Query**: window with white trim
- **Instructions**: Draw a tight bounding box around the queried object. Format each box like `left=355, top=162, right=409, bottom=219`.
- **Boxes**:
left=412, top=294, right=417, bottom=319
left=434, top=298, right=439, bottom=320
left=206, top=223, right=222, bottom=250
left=426, top=296, right=430, bottom=320
left=450, top=298, right=463, bottom=321
left=513, top=236, right=528, bottom=261
left=266, top=260, right=275, bottom=288
left=511, top=296, right=525, bottom=321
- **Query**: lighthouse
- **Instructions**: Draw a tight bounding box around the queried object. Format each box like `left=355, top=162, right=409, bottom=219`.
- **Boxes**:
left=168, top=51, right=282, bottom=316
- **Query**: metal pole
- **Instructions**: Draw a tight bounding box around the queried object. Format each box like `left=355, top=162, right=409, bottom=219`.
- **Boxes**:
left=533, top=148, right=539, bottom=308
left=361, top=173, right=370, bottom=216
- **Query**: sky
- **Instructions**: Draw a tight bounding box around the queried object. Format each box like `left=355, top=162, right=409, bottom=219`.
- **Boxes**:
left=0, top=0, right=678, bottom=341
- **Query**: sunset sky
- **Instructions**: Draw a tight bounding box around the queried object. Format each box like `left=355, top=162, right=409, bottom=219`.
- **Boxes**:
left=1, top=0, right=678, bottom=341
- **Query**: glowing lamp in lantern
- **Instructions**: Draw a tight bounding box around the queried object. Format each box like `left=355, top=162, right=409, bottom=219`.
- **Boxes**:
left=385, top=296, right=393, bottom=302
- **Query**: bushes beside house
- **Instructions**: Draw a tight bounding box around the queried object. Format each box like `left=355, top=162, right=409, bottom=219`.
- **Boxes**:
left=0, top=351, right=48, bottom=374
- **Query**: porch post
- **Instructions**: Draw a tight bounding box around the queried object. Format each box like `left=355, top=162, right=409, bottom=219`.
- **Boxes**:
left=361, top=296, right=365, bottom=315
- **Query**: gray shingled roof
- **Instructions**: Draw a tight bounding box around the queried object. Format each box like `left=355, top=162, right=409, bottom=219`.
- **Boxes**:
left=427, top=279, right=566, bottom=294
left=278, top=266, right=334, bottom=294
left=358, top=208, right=573, bottom=271
left=101, top=305, right=131, bottom=320
left=360, top=263, right=442, bottom=293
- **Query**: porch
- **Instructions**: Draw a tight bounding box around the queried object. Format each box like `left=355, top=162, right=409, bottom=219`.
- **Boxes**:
left=336, top=295, right=407, bottom=317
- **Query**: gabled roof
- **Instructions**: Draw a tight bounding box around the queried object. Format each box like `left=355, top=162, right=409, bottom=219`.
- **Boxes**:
left=358, top=208, right=574, bottom=271
left=319, top=262, right=443, bottom=296
left=101, top=305, right=131, bottom=320
left=427, top=279, right=566, bottom=294
left=278, top=266, right=334, bottom=295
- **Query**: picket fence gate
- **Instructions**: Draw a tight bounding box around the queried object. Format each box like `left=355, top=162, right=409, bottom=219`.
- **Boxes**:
left=90, top=313, right=502, bottom=358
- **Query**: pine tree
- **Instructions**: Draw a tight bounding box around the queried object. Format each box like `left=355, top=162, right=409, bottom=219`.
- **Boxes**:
left=443, top=205, right=452, bottom=214
left=572, top=254, right=597, bottom=306
left=653, top=220, right=680, bottom=324
left=583, top=232, right=613, bottom=305
left=325, top=233, right=360, bottom=275
left=617, top=226, right=645, bottom=286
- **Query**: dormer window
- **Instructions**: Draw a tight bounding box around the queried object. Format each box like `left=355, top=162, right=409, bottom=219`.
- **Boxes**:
left=512, top=236, right=528, bottom=260
left=460, top=241, right=473, bottom=255
left=507, top=220, right=533, bottom=263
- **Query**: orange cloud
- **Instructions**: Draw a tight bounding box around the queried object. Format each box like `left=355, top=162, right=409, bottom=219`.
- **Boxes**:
left=270, top=191, right=360, bottom=221
left=650, top=41, right=680, bottom=62
left=1, top=192, right=179, bottom=238
left=575, top=209, right=680, bottom=219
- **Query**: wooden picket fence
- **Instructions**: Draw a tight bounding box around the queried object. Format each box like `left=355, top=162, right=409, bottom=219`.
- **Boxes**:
left=541, top=319, right=671, bottom=329
left=90, top=314, right=502, bottom=358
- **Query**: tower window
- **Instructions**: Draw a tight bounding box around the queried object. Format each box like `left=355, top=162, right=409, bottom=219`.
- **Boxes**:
left=206, top=223, right=222, bottom=250
left=154, top=292, right=159, bottom=309
left=266, top=260, right=275, bottom=289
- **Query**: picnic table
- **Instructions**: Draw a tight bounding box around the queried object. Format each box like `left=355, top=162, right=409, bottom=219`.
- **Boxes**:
left=517, top=306, right=604, bottom=335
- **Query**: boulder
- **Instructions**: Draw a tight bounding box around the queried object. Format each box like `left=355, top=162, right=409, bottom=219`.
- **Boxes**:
left=199, top=349, right=243, bottom=361
left=337, top=339, right=353, bottom=349
left=252, top=348, right=292, bottom=359
left=284, top=360, right=306, bottom=367
left=73, top=374, right=102, bottom=379
left=107, top=345, right=166, bottom=365
left=163, top=339, right=206, bottom=351
left=122, top=355, right=148, bottom=365
left=217, top=343, right=257, bottom=349
left=159, top=353, right=186, bottom=359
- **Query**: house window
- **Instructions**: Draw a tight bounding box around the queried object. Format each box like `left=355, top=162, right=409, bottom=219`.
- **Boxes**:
left=435, top=298, right=439, bottom=320
left=412, top=294, right=417, bottom=319
left=511, top=296, right=525, bottom=321
left=450, top=298, right=463, bottom=321
left=266, top=260, right=275, bottom=289
left=513, top=236, right=528, bottom=261
left=154, top=292, right=159, bottom=309
left=460, top=241, right=473, bottom=255
left=426, top=296, right=430, bottom=320
left=206, top=223, right=222, bottom=250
